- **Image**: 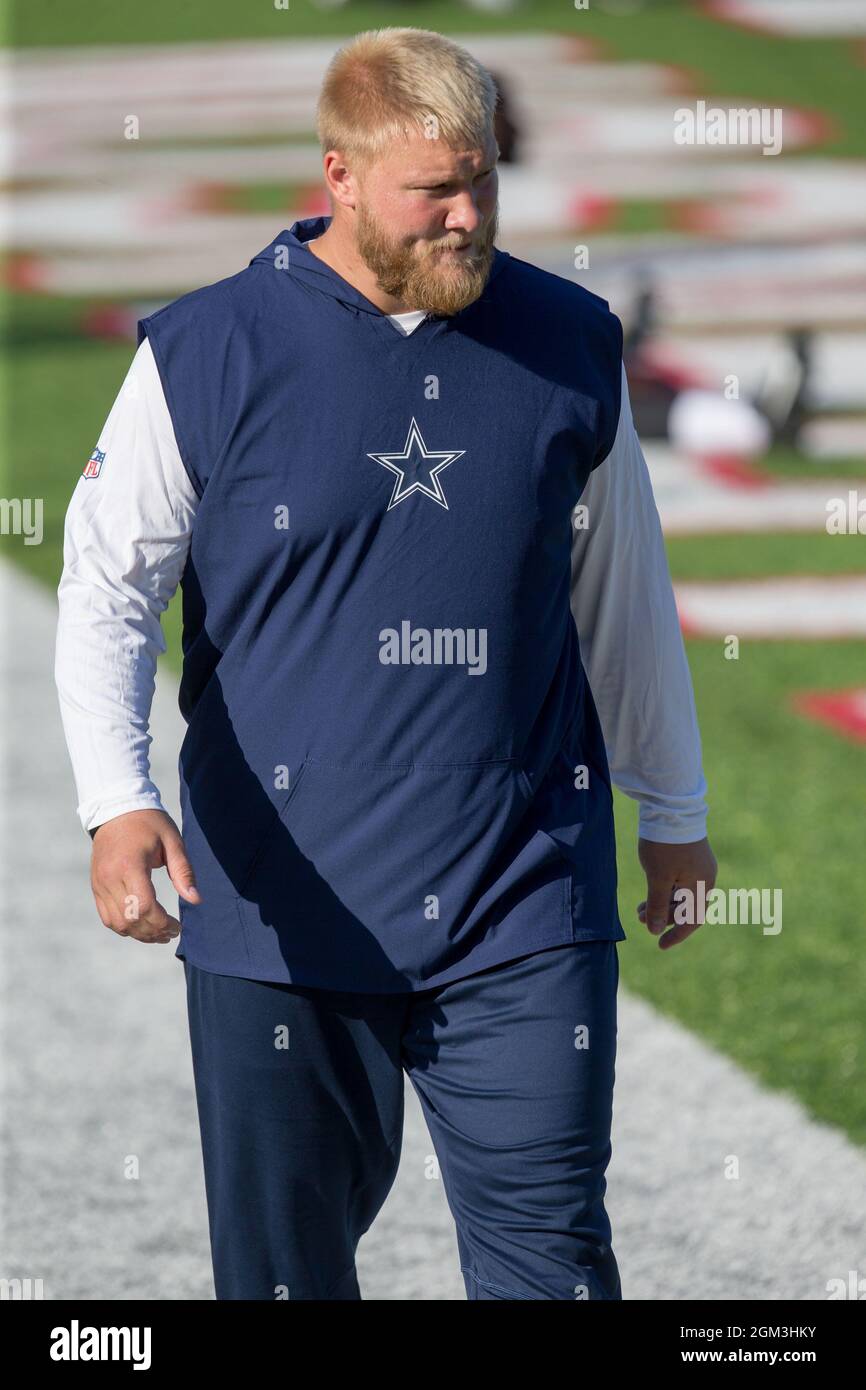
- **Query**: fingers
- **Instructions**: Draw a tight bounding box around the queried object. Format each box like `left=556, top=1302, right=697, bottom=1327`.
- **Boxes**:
left=91, top=849, right=181, bottom=946
left=638, top=878, right=708, bottom=948
left=656, top=918, right=702, bottom=950
left=641, top=877, right=678, bottom=934
left=89, top=811, right=201, bottom=946
left=119, top=867, right=182, bottom=943
left=637, top=893, right=678, bottom=930
left=163, top=827, right=201, bottom=905
left=96, top=866, right=181, bottom=944
left=636, top=839, right=719, bottom=951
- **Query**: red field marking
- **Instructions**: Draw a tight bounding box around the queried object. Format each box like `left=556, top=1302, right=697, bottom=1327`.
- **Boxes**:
left=699, top=0, right=770, bottom=35
left=297, top=186, right=330, bottom=217
left=565, top=191, right=619, bottom=232
left=675, top=602, right=702, bottom=639
left=560, top=35, right=606, bottom=64
left=790, top=688, right=866, bottom=743
left=675, top=186, right=778, bottom=237
left=5, top=254, right=48, bottom=292
left=181, top=182, right=232, bottom=213
left=697, top=454, right=777, bottom=487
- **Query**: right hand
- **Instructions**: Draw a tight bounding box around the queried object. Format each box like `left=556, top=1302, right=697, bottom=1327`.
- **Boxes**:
left=90, top=809, right=201, bottom=945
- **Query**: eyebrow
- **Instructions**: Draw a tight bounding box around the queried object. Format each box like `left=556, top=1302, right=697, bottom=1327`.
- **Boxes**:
left=405, top=166, right=495, bottom=184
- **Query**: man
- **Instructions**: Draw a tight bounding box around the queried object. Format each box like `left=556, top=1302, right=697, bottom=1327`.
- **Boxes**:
left=55, top=27, right=716, bottom=1300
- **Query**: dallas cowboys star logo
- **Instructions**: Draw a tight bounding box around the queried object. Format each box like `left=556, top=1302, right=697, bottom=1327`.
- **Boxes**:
left=367, top=417, right=465, bottom=511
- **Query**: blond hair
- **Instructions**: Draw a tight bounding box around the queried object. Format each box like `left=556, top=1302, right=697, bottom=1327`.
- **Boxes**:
left=316, top=27, right=499, bottom=174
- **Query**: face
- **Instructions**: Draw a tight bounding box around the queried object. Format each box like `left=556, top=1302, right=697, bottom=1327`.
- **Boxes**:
left=351, top=129, right=500, bottom=316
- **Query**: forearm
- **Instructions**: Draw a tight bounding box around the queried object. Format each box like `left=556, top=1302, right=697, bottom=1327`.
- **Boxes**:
left=572, top=360, right=709, bottom=843
left=55, top=571, right=169, bottom=833
left=54, top=336, right=197, bottom=836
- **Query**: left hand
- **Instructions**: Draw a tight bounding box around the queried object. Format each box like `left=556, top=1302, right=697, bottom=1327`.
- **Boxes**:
left=636, top=836, right=718, bottom=949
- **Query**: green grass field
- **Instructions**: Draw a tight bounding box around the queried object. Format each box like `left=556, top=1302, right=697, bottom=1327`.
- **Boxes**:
left=4, top=0, right=866, bottom=1148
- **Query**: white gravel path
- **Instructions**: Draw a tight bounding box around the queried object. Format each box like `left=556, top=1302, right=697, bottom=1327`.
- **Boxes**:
left=2, top=558, right=864, bottom=1300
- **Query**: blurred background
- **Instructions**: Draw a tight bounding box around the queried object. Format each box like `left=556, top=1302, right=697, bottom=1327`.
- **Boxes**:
left=2, top=0, right=865, bottom=1300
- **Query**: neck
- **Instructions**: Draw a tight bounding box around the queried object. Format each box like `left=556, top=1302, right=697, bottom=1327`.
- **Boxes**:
left=306, top=223, right=421, bottom=316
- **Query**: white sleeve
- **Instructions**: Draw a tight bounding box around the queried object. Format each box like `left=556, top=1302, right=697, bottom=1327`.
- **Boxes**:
left=570, top=359, right=709, bottom=843
left=54, top=335, right=199, bottom=834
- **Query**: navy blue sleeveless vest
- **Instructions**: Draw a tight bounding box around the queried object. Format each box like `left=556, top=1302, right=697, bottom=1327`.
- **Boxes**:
left=138, top=215, right=626, bottom=990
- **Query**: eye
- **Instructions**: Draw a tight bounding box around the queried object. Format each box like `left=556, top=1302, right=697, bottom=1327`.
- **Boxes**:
left=415, top=168, right=493, bottom=193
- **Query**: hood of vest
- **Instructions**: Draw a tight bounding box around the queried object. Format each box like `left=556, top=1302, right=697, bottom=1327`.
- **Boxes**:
left=248, top=214, right=511, bottom=324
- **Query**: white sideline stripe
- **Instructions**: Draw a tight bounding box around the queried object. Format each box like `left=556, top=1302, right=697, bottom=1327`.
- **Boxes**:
left=710, top=0, right=866, bottom=37
left=653, top=334, right=866, bottom=412
left=674, top=575, right=866, bottom=638
left=643, top=443, right=864, bottom=536
left=802, top=418, right=866, bottom=457
left=2, top=556, right=865, bottom=1300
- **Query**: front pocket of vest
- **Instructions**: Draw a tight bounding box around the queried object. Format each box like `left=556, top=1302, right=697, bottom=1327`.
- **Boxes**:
left=527, top=739, right=617, bottom=922
left=235, top=757, right=313, bottom=900
left=235, top=756, right=571, bottom=937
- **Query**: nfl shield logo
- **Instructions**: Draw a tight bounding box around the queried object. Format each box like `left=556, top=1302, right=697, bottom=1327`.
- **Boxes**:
left=83, top=447, right=105, bottom=479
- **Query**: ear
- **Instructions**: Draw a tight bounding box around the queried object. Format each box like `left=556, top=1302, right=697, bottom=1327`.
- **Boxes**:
left=323, top=150, right=360, bottom=210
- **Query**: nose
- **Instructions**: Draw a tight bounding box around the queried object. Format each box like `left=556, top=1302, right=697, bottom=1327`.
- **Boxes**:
left=444, top=190, right=485, bottom=239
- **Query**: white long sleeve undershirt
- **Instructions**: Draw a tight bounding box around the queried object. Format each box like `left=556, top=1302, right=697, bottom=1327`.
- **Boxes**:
left=55, top=336, right=197, bottom=833
left=572, top=361, right=709, bottom=843
left=55, top=329, right=708, bottom=843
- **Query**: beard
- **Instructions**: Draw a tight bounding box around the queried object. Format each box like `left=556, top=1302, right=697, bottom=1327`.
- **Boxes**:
left=354, top=201, right=499, bottom=316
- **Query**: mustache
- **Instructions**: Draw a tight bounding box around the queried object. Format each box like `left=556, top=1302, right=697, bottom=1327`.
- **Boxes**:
left=433, top=229, right=495, bottom=256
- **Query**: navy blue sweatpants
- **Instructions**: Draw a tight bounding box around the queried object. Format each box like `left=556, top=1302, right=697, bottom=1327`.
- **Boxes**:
left=183, top=940, right=621, bottom=1300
